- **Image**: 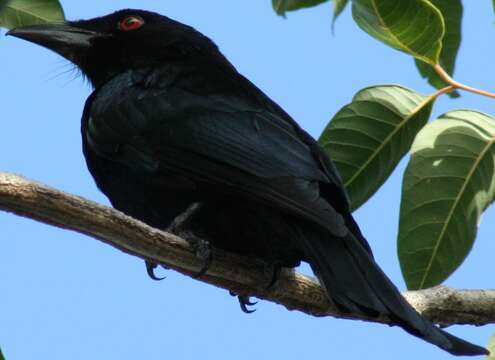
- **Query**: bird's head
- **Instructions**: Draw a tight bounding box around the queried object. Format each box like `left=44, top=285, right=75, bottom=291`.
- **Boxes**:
left=7, top=9, right=219, bottom=87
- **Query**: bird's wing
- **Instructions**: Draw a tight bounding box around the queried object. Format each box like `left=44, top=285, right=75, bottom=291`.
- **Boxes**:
left=85, top=66, right=350, bottom=237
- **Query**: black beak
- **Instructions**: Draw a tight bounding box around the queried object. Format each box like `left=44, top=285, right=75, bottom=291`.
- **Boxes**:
left=6, top=23, right=105, bottom=60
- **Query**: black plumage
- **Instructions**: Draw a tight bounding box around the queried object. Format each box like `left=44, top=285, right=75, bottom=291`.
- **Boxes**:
left=7, top=9, right=488, bottom=356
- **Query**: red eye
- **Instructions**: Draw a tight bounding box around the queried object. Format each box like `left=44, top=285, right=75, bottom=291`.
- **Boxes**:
left=118, top=16, right=144, bottom=31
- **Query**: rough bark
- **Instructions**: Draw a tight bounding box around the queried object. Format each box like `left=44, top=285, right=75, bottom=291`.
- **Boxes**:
left=1, top=172, right=494, bottom=327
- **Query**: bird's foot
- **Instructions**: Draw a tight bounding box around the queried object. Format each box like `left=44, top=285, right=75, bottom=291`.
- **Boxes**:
left=145, top=203, right=203, bottom=281
left=191, top=236, right=213, bottom=278
left=145, top=260, right=167, bottom=281
left=229, top=291, right=257, bottom=314
left=166, top=202, right=212, bottom=277
left=173, top=230, right=213, bottom=278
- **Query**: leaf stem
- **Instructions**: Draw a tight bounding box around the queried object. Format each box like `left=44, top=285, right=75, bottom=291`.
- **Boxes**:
left=433, top=64, right=495, bottom=99
left=430, top=85, right=456, bottom=99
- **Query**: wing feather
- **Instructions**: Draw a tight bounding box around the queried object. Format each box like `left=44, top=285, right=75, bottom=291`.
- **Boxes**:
left=86, top=66, right=349, bottom=237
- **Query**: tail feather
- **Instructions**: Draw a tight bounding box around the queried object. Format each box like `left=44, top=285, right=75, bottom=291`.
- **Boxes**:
left=298, top=224, right=488, bottom=356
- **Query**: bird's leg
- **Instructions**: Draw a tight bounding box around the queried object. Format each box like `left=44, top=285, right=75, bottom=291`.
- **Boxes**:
left=229, top=291, right=257, bottom=314
left=166, top=203, right=213, bottom=278
left=144, top=203, right=202, bottom=281
left=167, top=202, right=202, bottom=233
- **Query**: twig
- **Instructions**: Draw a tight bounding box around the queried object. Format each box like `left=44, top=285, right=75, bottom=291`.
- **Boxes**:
left=433, top=64, right=495, bottom=99
left=430, top=85, right=457, bottom=99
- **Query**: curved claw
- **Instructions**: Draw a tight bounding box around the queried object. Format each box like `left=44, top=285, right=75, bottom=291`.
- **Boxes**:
left=241, top=304, right=256, bottom=314
left=245, top=299, right=258, bottom=306
left=238, top=295, right=257, bottom=314
left=146, top=261, right=166, bottom=281
left=229, top=291, right=258, bottom=313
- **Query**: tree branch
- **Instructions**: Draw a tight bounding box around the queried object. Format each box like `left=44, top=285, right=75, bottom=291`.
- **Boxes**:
left=1, top=171, right=494, bottom=327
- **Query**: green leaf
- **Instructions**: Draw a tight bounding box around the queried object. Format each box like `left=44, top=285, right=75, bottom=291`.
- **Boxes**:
left=332, top=0, right=349, bottom=27
left=352, top=0, right=445, bottom=64
left=319, top=85, right=436, bottom=211
left=0, top=347, right=4, bottom=360
left=415, top=0, right=462, bottom=98
left=0, top=0, right=65, bottom=29
left=272, top=0, right=328, bottom=16
left=399, top=110, right=495, bottom=290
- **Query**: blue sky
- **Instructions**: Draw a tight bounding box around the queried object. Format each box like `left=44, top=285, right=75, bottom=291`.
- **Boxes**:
left=1, top=1, right=494, bottom=359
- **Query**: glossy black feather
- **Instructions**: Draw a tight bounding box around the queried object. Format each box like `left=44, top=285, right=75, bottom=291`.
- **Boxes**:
left=9, top=9, right=488, bottom=356
left=81, top=28, right=485, bottom=355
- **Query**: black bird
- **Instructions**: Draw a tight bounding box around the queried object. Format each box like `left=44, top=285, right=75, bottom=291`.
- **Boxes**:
left=7, top=10, right=488, bottom=356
